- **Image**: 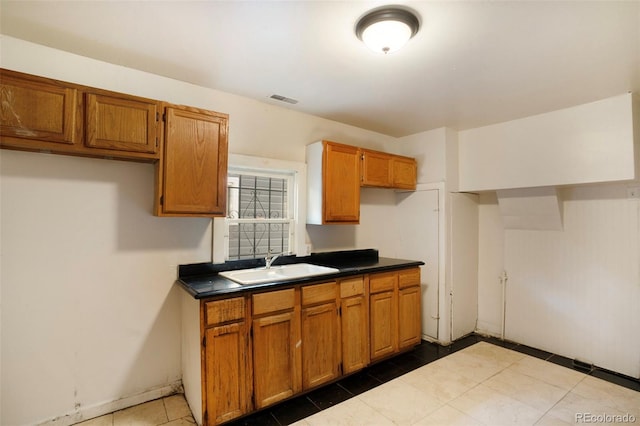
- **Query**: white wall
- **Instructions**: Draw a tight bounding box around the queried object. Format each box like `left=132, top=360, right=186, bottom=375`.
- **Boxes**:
left=477, top=184, right=640, bottom=378
left=459, top=93, right=636, bottom=191
left=1, top=150, right=203, bottom=425
left=474, top=95, right=640, bottom=379
left=0, top=36, right=395, bottom=426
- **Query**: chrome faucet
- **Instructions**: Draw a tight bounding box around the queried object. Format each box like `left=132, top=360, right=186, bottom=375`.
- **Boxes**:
left=265, top=250, right=289, bottom=268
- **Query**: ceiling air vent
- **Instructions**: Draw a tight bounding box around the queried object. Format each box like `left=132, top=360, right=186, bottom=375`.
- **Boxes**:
left=269, top=94, right=298, bottom=104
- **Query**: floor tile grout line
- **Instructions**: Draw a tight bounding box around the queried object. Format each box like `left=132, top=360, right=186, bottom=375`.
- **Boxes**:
left=532, top=384, right=574, bottom=426
left=270, top=410, right=284, bottom=426
left=489, top=352, right=581, bottom=425
left=350, top=391, right=409, bottom=426
left=162, top=396, right=169, bottom=424
left=437, top=352, right=525, bottom=426
left=333, top=382, right=357, bottom=401
left=304, top=395, right=322, bottom=411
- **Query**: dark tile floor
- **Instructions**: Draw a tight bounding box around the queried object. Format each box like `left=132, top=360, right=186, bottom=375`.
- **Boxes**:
left=226, top=333, right=640, bottom=426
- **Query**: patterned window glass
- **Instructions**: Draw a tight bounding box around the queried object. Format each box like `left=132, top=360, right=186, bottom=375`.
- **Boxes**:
left=226, top=171, right=293, bottom=260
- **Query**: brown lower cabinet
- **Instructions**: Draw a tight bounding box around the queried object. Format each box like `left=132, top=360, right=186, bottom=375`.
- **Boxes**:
left=199, top=267, right=421, bottom=425
left=369, top=271, right=399, bottom=361
left=202, top=297, right=252, bottom=424
left=398, top=268, right=422, bottom=349
left=301, top=282, right=341, bottom=389
left=251, top=288, right=301, bottom=409
left=339, top=276, right=369, bottom=374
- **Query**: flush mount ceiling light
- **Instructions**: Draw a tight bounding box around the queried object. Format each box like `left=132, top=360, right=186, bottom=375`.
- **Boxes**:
left=355, top=7, right=420, bottom=54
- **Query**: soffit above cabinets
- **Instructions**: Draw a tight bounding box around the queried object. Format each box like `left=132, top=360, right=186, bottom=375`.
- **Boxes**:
left=458, top=93, right=638, bottom=193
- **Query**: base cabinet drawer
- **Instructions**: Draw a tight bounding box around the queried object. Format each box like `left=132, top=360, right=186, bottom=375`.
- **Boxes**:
left=205, top=297, right=245, bottom=326
left=252, top=288, right=295, bottom=315
left=369, top=271, right=397, bottom=293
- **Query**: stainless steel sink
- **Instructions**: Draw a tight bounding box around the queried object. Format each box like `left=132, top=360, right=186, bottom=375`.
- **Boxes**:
left=219, top=263, right=340, bottom=285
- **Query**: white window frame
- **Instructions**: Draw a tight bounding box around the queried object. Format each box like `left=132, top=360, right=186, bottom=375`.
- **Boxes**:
left=212, top=154, right=308, bottom=263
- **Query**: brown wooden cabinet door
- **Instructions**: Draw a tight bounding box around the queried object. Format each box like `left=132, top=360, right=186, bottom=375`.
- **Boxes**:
left=341, top=294, right=369, bottom=374
left=204, top=321, right=251, bottom=424
left=160, top=105, right=228, bottom=216
left=369, top=289, right=398, bottom=361
left=323, top=141, right=360, bottom=223
left=398, top=285, right=422, bottom=349
left=85, top=92, right=159, bottom=154
left=0, top=69, right=80, bottom=149
left=392, top=156, right=417, bottom=190
left=361, top=149, right=392, bottom=188
left=302, top=301, right=340, bottom=389
left=252, top=310, right=301, bottom=408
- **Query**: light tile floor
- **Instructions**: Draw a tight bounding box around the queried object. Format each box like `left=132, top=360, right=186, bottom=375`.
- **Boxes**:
left=294, top=342, right=640, bottom=426
left=76, top=394, right=196, bottom=426
left=77, top=342, right=640, bottom=426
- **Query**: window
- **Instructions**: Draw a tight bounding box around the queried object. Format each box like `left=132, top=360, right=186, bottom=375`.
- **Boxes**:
left=213, top=154, right=307, bottom=263
left=226, top=170, right=294, bottom=260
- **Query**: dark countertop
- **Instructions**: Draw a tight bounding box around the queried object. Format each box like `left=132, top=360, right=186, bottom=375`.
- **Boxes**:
left=177, top=249, right=424, bottom=299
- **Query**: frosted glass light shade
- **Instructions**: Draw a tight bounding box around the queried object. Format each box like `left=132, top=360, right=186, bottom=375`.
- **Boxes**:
left=356, top=8, right=420, bottom=55
left=361, top=20, right=413, bottom=54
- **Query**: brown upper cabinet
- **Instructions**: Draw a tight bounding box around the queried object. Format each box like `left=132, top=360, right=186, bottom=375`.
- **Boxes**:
left=306, top=140, right=361, bottom=224
left=306, top=140, right=417, bottom=225
left=391, top=155, right=418, bottom=190
left=361, top=149, right=392, bottom=187
left=361, top=148, right=417, bottom=190
left=1, top=69, right=82, bottom=149
left=85, top=91, right=160, bottom=155
left=155, top=105, right=228, bottom=217
left=0, top=68, right=161, bottom=161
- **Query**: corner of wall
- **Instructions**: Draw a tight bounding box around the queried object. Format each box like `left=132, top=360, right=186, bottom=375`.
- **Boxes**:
left=444, top=127, right=459, bottom=192
left=633, top=92, right=640, bottom=183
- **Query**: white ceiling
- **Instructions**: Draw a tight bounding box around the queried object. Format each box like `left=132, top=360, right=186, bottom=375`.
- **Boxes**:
left=1, top=1, right=639, bottom=138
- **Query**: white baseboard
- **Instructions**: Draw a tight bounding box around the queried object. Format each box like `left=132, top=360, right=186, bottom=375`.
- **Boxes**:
left=37, top=381, right=183, bottom=426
